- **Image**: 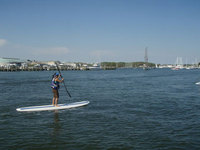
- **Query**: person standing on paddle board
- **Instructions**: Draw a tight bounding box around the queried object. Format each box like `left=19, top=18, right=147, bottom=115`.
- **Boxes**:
left=51, top=73, right=64, bottom=107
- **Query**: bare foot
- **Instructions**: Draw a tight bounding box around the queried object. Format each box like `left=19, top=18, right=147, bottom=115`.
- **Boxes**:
left=55, top=105, right=60, bottom=107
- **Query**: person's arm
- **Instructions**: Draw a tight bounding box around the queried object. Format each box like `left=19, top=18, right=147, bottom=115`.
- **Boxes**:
left=55, top=78, right=64, bottom=83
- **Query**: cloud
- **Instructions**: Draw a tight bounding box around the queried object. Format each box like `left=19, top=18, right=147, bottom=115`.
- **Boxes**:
left=0, top=39, right=7, bottom=47
left=0, top=40, right=71, bottom=61
left=29, top=46, right=70, bottom=60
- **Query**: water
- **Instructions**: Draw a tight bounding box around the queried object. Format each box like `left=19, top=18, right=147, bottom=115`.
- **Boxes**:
left=1, top=69, right=200, bottom=149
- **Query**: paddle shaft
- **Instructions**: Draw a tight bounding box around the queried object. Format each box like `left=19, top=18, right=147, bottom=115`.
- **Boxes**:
left=55, top=63, right=72, bottom=98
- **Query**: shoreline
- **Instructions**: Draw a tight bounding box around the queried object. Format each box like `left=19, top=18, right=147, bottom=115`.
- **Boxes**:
left=0, top=67, right=117, bottom=72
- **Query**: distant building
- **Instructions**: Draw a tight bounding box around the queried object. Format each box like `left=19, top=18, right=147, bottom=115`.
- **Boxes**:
left=0, top=57, right=25, bottom=66
left=63, top=62, right=77, bottom=68
left=39, top=61, right=59, bottom=66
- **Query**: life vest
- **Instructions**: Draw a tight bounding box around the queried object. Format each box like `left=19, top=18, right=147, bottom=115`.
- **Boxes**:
left=51, top=78, right=60, bottom=89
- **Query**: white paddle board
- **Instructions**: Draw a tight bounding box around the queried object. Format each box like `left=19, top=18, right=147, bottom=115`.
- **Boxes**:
left=16, top=101, right=89, bottom=112
left=196, top=82, right=200, bottom=85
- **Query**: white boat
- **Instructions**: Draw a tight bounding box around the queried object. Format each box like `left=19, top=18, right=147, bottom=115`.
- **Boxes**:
left=172, top=57, right=184, bottom=70
left=88, top=63, right=102, bottom=70
left=196, top=82, right=200, bottom=85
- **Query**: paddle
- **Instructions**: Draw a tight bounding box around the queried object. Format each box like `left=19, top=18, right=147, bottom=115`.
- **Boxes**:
left=55, top=62, right=72, bottom=98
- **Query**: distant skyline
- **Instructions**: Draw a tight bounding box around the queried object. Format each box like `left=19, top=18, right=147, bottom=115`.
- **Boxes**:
left=0, top=0, right=200, bottom=64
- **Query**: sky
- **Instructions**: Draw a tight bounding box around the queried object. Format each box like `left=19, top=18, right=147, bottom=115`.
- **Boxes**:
left=0, top=0, right=200, bottom=64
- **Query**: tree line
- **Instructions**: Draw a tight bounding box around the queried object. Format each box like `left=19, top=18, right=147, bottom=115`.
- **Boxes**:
left=101, top=62, right=156, bottom=69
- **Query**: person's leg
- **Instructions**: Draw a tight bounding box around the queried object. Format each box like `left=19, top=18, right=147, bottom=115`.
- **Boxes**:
left=55, top=90, right=59, bottom=107
left=52, top=89, right=57, bottom=106
left=52, top=97, right=55, bottom=105
left=55, top=98, right=59, bottom=107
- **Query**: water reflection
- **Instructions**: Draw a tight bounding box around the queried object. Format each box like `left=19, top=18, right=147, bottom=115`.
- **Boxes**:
left=52, top=110, right=61, bottom=136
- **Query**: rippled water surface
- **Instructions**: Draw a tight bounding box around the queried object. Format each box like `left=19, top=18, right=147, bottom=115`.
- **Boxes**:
left=1, top=69, right=200, bottom=149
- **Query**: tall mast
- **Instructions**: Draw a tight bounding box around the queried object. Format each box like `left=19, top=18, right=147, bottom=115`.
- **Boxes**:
left=143, top=47, right=149, bottom=70
left=144, top=47, right=148, bottom=63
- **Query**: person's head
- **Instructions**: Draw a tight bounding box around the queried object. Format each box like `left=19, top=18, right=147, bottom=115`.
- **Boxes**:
left=52, top=73, right=60, bottom=79
left=55, top=73, right=60, bottom=77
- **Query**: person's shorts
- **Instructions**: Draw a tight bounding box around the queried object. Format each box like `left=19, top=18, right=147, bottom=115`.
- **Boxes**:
left=52, top=89, right=59, bottom=98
